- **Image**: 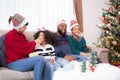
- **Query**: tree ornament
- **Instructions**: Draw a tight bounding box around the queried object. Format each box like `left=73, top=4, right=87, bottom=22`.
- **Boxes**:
left=102, top=16, right=106, bottom=20
left=97, top=23, right=103, bottom=27
left=105, top=30, right=109, bottom=34
left=113, top=61, right=119, bottom=66
left=110, top=47, right=113, bottom=49
left=114, top=5, right=118, bottom=9
left=103, top=19, right=109, bottom=24
left=100, top=32, right=105, bottom=37
left=118, top=43, right=120, bottom=47
left=89, top=64, right=95, bottom=72
left=118, top=11, right=120, bottom=15
left=102, top=12, right=107, bottom=17
left=108, top=6, right=113, bottom=12
left=106, top=40, right=110, bottom=46
left=112, top=41, right=117, bottom=45
left=118, top=54, right=120, bottom=58
left=114, top=31, right=119, bottom=36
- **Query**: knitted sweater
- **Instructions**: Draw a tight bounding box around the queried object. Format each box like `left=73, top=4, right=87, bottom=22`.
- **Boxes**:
left=33, top=44, right=55, bottom=59
left=55, top=33, right=72, bottom=58
left=5, top=29, right=36, bottom=64
left=67, top=36, right=89, bottom=55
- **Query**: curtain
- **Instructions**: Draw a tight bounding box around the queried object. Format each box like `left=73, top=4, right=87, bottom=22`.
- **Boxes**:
left=0, top=0, right=75, bottom=31
left=73, top=0, right=83, bottom=32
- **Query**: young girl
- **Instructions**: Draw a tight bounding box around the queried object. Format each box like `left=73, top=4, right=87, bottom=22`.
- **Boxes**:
left=29, top=29, right=60, bottom=71
left=67, top=20, right=91, bottom=61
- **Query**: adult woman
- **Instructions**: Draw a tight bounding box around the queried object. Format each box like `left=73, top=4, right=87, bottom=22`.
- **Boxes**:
left=4, top=13, right=52, bottom=80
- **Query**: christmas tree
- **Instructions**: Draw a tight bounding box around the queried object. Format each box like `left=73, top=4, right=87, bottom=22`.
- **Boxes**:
left=81, top=60, right=86, bottom=72
left=89, top=51, right=97, bottom=67
left=95, top=0, right=120, bottom=65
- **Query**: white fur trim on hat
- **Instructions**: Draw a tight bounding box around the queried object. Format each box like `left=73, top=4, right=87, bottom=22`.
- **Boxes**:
left=14, top=19, right=28, bottom=30
left=57, top=20, right=67, bottom=26
left=70, top=23, right=79, bottom=29
left=37, top=27, right=46, bottom=31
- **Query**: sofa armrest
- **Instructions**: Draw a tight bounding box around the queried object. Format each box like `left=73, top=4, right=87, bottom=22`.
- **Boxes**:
left=92, top=47, right=109, bottom=63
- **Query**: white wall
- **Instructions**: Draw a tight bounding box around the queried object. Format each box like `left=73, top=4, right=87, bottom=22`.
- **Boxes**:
left=0, top=0, right=109, bottom=47
left=82, top=0, right=108, bottom=47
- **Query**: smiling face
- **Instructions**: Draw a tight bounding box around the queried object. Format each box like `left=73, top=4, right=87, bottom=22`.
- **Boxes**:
left=71, top=25, right=81, bottom=38
left=38, top=32, right=46, bottom=44
left=18, top=25, right=26, bottom=33
left=57, top=23, right=67, bottom=36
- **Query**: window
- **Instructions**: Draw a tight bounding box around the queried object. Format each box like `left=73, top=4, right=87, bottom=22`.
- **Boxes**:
left=0, top=0, right=75, bottom=31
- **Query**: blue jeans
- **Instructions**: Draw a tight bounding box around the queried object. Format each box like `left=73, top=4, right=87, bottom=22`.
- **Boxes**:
left=70, top=54, right=89, bottom=62
left=56, top=57, right=69, bottom=67
left=56, top=54, right=89, bottom=67
left=7, top=56, right=52, bottom=80
left=45, top=58, right=61, bottom=71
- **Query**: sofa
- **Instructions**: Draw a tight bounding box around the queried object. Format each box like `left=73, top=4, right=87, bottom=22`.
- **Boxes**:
left=0, top=30, right=109, bottom=80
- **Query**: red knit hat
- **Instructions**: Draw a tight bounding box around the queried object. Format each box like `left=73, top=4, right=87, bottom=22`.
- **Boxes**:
left=9, top=13, right=28, bottom=29
left=70, top=20, right=79, bottom=30
left=57, top=20, right=66, bottom=26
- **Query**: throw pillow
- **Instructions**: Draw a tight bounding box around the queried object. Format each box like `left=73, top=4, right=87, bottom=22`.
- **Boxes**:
left=0, top=34, right=7, bottom=67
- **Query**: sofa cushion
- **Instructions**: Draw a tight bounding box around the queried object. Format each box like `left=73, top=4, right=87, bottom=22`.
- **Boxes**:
left=0, top=34, right=7, bottom=67
left=0, top=67, right=33, bottom=80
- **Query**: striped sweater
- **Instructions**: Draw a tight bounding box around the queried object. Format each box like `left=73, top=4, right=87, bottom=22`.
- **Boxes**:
left=29, top=44, right=55, bottom=59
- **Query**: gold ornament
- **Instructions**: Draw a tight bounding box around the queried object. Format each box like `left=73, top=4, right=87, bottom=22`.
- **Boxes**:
left=118, top=11, right=120, bottom=15
left=118, top=54, right=120, bottom=57
left=112, top=41, right=117, bottom=45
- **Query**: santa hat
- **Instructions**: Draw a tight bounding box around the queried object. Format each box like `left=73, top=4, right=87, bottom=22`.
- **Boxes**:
left=57, top=20, right=67, bottom=27
left=37, top=27, right=46, bottom=31
left=70, top=20, right=79, bottom=30
left=9, top=13, right=28, bottom=30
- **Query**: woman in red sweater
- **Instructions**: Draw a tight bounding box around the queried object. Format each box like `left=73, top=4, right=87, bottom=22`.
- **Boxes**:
left=4, top=13, right=52, bottom=80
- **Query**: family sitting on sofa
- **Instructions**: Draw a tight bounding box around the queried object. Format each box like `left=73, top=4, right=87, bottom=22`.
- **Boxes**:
left=0, top=13, right=92, bottom=80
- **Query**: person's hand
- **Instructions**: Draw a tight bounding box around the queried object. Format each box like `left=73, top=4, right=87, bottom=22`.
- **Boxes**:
left=80, top=52, right=91, bottom=57
left=64, top=55, right=75, bottom=61
left=34, top=38, right=42, bottom=44
left=87, top=46, right=92, bottom=51
left=86, top=53, right=91, bottom=57
left=49, top=58, right=54, bottom=64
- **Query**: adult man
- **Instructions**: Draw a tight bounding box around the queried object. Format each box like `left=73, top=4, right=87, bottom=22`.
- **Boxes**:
left=55, top=20, right=90, bottom=67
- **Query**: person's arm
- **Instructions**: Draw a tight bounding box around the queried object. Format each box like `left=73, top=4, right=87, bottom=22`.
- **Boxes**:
left=54, top=46, right=75, bottom=61
left=5, top=31, right=36, bottom=56
left=79, top=38, right=91, bottom=56
left=81, top=38, right=89, bottom=53
left=87, top=46, right=92, bottom=51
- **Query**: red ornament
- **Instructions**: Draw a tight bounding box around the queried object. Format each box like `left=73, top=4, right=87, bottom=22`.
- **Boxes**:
left=102, top=16, right=106, bottom=20
left=108, top=7, right=113, bottom=11
left=118, top=44, right=120, bottom=47
left=90, top=66, right=95, bottom=72
left=89, top=64, right=95, bottom=72
left=114, top=5, right=118, bottom=9
left=103, top=19, right=109, bottom=24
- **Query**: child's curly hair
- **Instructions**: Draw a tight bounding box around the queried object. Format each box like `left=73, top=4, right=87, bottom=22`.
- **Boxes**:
left=33, top=30, right=57, bottom=46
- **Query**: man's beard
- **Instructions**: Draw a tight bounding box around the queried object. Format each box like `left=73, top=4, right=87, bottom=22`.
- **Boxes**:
left=58, top=29, right=66, bottom=37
